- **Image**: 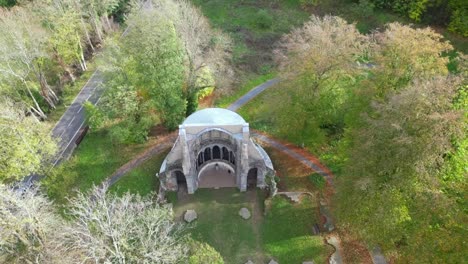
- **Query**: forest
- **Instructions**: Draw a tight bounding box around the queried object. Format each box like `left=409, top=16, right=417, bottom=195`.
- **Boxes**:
left=0, top=0, right=466, bottom=263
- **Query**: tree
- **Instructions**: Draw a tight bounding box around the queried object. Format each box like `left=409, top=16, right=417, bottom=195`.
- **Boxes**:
left=0, top=7, right=58, bottom=118
left=0, top=97, right=57, bottom=182
left=0, top=184, right=72, bottom=263
left=372, top=23, right=452, bottom=93
left=335, top=77, right=466, bottom=262
left=272, top=15, right=369, bottom=147
left=1, top=183, right=192, bottom=263
left=64, top=185, right=189, bottom=263
left=98, top=8, right=186, bottom=138
left=153, top=0, right=232, bottom=115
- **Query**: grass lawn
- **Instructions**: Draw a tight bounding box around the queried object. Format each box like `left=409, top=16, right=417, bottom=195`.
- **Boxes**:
left=192, top=0, right=309, bottom=72
left=44, top=129, right=151, bottom=204
left=172, top=188, right=331, bottom=263
left=174, top=189, right=263, bottom=263
left=109, top=149, right=169, bottom=197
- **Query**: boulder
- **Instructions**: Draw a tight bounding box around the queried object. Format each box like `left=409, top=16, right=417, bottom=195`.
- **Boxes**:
left=303, top=262, right=315, bottom=264
left=268, top=260, right=279, bottom=264
left=244, top=260, right=254, bottom=264
left=184, top=209, right=197, bottom=223
left=239, top=207, right=251, bottom=220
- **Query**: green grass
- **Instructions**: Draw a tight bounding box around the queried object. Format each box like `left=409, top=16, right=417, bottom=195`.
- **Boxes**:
left=44, top=129, right=150, bottom=204
left=109, top=150, right=169, bottom=196
left=216, top=72, right=275, bottom=108
left=262, top=196, right=333, bottom=263
left=192, top=0, right=309, bottom=71
left=172, top=189, right=331, bottom=263
left=237, top=81, right=280, bottom=134
left=173, top=189, right=262, bottom=263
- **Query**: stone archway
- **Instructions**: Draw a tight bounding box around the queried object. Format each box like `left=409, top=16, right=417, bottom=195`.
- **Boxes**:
left=173, top=170, right=187, bottom=192
left=198, top=162, right=236, bottom=188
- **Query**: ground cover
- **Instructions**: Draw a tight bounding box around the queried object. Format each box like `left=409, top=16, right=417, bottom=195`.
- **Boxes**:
left=191, top=0, right=310, bottom=72
left=173, top=188, right=265, bottom=264
left=263, top=146, right=315, bottom=192
left=262, top=195, right=333, bottom=263
left=44, top=129, right=154, bottom=204
left=172, top=187, right=332, bottom=263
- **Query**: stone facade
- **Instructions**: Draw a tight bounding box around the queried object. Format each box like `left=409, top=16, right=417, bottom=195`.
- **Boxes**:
left=158, top=108, right=274, bottom=194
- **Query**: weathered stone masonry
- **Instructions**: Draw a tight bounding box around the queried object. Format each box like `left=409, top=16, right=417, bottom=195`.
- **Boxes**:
left=158, top=108, right=274, bottom=194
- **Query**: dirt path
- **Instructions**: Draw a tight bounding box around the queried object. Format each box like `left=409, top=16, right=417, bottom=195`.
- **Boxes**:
left=247, top=190, right=265, bottom=261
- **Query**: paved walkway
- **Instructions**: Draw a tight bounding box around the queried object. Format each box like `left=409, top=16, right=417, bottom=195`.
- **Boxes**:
left=22, top=71, right=105, bottom=186
left=227, top=78, right=280, bottom=112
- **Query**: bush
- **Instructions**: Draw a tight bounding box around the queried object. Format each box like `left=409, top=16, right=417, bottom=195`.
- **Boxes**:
left=299, top=0, right=319, bottom=8
left=308, top=173, right=326, bottom=190
left=255, top=9, right=273, bottom=29
left=350, top=0, right=375, bottom=19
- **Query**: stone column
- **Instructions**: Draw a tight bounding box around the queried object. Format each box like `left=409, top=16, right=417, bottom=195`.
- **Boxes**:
left=239, top=124, right=250, bottom=192
left=180, top=126, right=195, bottom=193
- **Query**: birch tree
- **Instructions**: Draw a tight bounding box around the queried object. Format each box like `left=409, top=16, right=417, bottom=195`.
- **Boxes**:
left=0, top=97, right=57, bottom=182
left=152, top=0, right=233, bottom=115
left=0, top=7, right=58, bottom=117
left=0, top=184, right=72, bottom=263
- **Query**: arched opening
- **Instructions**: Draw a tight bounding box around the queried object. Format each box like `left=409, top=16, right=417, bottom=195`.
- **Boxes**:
left=213, top=145, right=221, bottom=159
left=204, top=147, right=211, bottom=161
left=198, top=162, right=236, bottom=188
left=222, top=147, right=229, bottom=161
left=173, top=170, right=187, bottom=192
left=247, top=168, right=258, bottom=189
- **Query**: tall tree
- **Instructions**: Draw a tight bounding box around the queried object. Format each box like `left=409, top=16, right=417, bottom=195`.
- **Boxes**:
left=0, top=97, right=57, bottom=182
left=0, top=184, right=70, bottom=263
left=64, top=185, right=189, bottom=263
left=0, top=7, right=58, bottom=117
left=272, top=15, right=369, bottom=147
left=153, top=0, right=232, bottom=115
left=335, top=77, right=466, bottom=262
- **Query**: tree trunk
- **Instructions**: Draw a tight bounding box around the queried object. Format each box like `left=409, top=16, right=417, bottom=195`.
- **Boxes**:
left=78, top=39, right=87, bottom=71
left=81, top=17, right=95, bottom=52
left=25, top=84, right=47, bottom=120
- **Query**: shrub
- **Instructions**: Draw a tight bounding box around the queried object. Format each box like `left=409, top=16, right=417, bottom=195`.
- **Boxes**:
left=255, top=9, right=273, bottom=29
left=189, top=241, right=224, bottom=264
left=308, top=173, right=326, bottom=190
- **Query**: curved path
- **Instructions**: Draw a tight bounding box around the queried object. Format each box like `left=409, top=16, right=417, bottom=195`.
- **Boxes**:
left=227, top=78, right=280, bottom=112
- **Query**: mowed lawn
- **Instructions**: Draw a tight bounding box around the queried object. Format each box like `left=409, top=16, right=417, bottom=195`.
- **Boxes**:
left=172, top=188, right=331, bottom=263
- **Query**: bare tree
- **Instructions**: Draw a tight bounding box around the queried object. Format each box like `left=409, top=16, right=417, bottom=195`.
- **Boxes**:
left=64, top=185, right=189, bottom=263
left=0, top=184, right=72, bottom=263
